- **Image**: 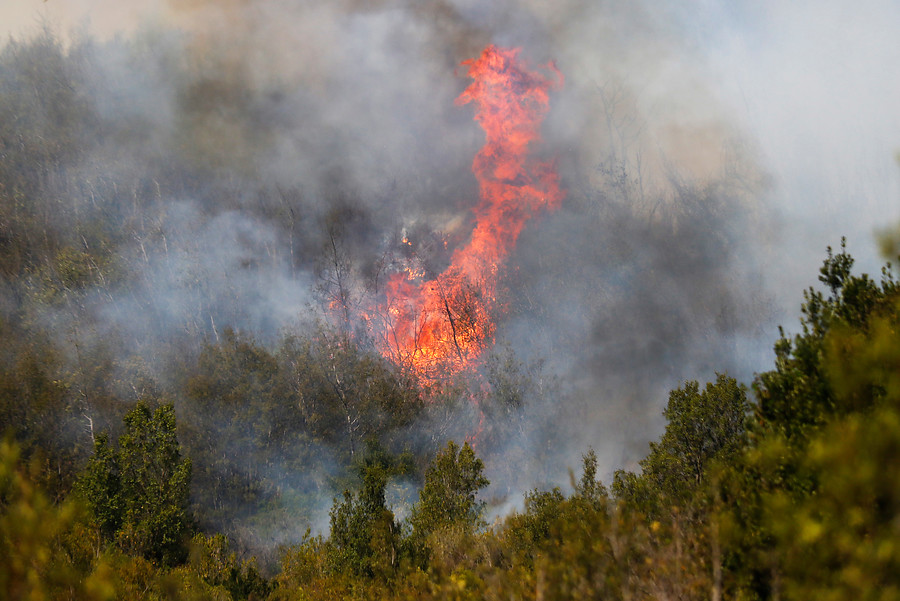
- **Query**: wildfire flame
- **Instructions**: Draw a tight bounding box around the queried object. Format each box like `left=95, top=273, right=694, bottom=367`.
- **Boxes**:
left=370, top=45, right=564, bottom=380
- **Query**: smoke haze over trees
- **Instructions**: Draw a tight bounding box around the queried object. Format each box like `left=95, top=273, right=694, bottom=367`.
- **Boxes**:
left=1, top=1, right=900, bottom=597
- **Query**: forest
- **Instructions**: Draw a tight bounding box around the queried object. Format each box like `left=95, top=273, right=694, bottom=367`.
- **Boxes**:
left=2, top=16, right=900, bottom=601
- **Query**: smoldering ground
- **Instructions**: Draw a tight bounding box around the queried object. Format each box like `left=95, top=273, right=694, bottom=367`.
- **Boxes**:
left=2, top=0, right=899, bottom=549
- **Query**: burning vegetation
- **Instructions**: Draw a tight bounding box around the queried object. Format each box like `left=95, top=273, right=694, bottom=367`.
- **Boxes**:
left=3, top=3, right=898, bottom=599
left=364, top=46, right=564, bottom=381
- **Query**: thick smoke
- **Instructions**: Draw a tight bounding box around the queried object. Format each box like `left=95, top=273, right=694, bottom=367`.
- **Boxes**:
left=3, top=0, right=899, bottom=540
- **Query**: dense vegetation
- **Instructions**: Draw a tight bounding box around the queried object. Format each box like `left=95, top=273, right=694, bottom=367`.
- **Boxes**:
left=2, top=27, right=899, bottom=601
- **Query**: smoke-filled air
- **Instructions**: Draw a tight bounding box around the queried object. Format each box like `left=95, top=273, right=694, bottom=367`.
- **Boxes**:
left=2, top=0, right=900, bottom=598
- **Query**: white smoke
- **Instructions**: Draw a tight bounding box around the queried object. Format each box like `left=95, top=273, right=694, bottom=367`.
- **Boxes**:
left=3, top=0, right=898, bottom=534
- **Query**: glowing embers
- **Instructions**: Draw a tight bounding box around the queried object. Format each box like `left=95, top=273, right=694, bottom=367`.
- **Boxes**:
left=370, top=46, right=564, bottom=380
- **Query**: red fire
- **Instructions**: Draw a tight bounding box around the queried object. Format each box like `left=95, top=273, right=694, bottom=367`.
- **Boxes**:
left=370, top=46, right=564, bottom=380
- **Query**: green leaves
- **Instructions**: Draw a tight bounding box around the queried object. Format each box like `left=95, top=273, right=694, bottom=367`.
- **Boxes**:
left=409, top=440, right=490, bottom=543
left=614, top=374, right=749, bottom=512
left=327, top=463, right=399, bottom=580
left=317, top=439, right=491, bottom=585
left=755, top=239, right=899, bottom=441
left=0, top=438, right=116, bottom=601
left=76, top=401, right=193, bottom=566
left=76, top=433, right=122, bottom=539
left=657, top=375, right=749, bottom=487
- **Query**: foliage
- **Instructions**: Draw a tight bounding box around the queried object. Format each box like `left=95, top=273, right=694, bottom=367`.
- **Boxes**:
left=77, top=433, right=122, bottom=539
left=322, top=441, right=420, bottom=582
left=271, top=532, right=342, bottom=601
left=174, top=327, right=422, bottom=557
left=77, top=401, right=193, bottom=566
left=764, top=274, right=900, bottom=600
left=0, top=437, right=116, bottom=601
left=1, top=26, right=899, bottom=597
left=613, top=373, right=749, bottom=514
left=717, top=244, right=900, bottom=600
left=754, top=239, right=898, bottom=441
left=180, top=329, right=298, bottom=532
left=409, top=440, right=490, bottom=544
left=327, top=467, right=400, bottom=581
left=189, top=533, right=272, bottom=600
left=755, top=405, right=900, bottom=601
left=279, top=327, right=422, bottom=461
left=0, top=322, right=83, bottom=497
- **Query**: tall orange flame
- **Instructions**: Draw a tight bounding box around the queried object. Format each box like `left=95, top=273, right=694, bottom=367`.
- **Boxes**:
left=371, top=45, right=564, bottom=380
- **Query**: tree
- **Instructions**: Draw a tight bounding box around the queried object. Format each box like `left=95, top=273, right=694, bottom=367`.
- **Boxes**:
left=182, top=329, right=296, bottom=524
left=574, top=447, right=608, bottom=509
left=0, top=326, right=83, bottom=498
left=754, top=239, right=897, bottom=441
left=76, top=433, right=122, bottom=539
left=753, top=262, right=900, bottom=601
left=76, top=401, right=193, bottom=566
left=116, top=402, right=193, bottom=565
left=188, top=533, right=271, bottom=600
left=712, top=242, right=900, bottom=601
left=652, top=375, right=749, bottom=489
left=281, top=327, right=421, bottom=461
left=327, top=463, right=399, bottom=580
left=409, top=440, right=490, bottom=543
left=0, top=438, right=116, bottom=601
left=607, top=375, right=749, bottom=601
left=614, top=373, right=749, bottom=509
left=503, top=487, right=565, bottom=565
left=502, top=453, right=621, bottom=600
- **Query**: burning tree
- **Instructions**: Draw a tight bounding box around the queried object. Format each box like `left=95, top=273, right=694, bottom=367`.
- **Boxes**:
left=365, top=45, right=564, bottom=381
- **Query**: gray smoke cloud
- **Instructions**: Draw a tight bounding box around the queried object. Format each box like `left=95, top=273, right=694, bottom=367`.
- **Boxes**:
left=3, top=0, right=899, bottom=536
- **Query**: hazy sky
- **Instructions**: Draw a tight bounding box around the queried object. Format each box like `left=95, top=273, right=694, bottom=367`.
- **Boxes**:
left=8, top=0, right=897, bottom=284
left=701, top=0, right=900, bottom=275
